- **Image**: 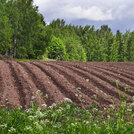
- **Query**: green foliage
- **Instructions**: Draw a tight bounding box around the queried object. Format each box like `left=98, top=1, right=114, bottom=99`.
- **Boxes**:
left=0, top=3, right=12, bottom=55
left=0, top=0, right=46, bottom=59
left=0, top=1, right=134, bottom=61
left=16, top=46, right=28, bottom=58
left=0, top=99, right=134, bottom=134
left=64, top=37, right=87, bottom=61
left=47, top=36, right=67, bottom=60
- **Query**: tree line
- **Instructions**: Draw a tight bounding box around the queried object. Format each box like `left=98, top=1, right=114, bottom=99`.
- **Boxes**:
left=0, top=0, right=134, bottom=61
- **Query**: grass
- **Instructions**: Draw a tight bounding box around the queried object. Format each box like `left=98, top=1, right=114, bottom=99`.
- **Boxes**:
left=14, top=58, right=55, bottom=62
left=0, top=81, right=134, bottom=134
left=0, top=97, right=134, bottom=134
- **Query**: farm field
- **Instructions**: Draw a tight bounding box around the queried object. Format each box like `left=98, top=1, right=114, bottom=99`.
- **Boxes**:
left=0, top=61, right=134, bottom=109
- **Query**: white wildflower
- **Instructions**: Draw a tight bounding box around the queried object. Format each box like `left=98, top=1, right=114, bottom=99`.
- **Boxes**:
left=24, top=126, right=33, bottom=132
left=64, top=98, right=72, bottom=103
left=36, top=111, right=44, bottom=118
left=77, top=87, right=81, bottom=90
left=40, top=120, right=46, bottom=126
left=0, top=124, right=7, bottom=128
left=127, top=109, right=132, bottom=112
left=104, top=107, right=107, bottom=111
left=8, top=127, right=16, bottom=133
left=104, top=93, right=107, bottom=96
left=79, top=94, right=82, bottom=98
left=92, top=94, right=97, bottom=99
left=71, top=123, right=77, bottom=127
left=86, top=79, right=89, bottom=82
left=86, top=121, right=89, bottom=124
left=109, top=104, right=115, bottom=109
left=28, top=115, right=37, bottom=121
left=96, top=90, right=99, bottom=93
left=41, top=104, right=47, bottom=109
left=44, top=119, right=50, bottom=123
left=45, top=94, right=48, bottom=99
left=66, top=104, right=71, bottom=109
left=34, top=122, right=43, bottom=131
left=130, top=103, right=134, bottom=107
left=48, top=103, right=56, bottom=109
left=36, top=90, right=42, bottom=96
left=25, top=108, right=32, bottom=113
left=31, top=96, right=36, bottom=100
left=71, top=123, right=75, bottom=126
left=59, top=107, right=64, bottom=111
left=92, top=108, right=98, bottom=112
left=56, top=109, right=62, bottom=114
left=127, top=122, right=133, bottom=125
left=17, top=105, right=22, bottom=110
left=107, top=115, right=111, bottom=119
left=75, top=94, right=78, bottom=97
left=83, top=120, right=89, bottom=124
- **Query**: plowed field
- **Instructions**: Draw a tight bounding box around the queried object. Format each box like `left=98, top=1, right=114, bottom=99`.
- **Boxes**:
left=0, top=61, right=134, bottom=109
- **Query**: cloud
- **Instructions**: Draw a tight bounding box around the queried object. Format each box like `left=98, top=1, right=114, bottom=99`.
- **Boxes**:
left=34, top=0, right=134, bottom=32
left=34, top=0, right=134, bottom=20
left=67, top=6, right=113, bottom=21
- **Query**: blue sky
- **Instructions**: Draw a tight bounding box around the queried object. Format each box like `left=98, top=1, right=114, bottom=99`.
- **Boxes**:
left=34, top=0, right=134, bottom=33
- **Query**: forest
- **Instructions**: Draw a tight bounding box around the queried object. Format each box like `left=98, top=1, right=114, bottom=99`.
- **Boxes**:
left=0, top=0, right=134, bottom=62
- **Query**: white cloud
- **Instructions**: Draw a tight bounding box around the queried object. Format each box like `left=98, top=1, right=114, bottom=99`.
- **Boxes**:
left=67, top=6, right=113, bottom=21
left=34, top=0, right=134, bottom=32
left=34, top=0, right=134, bottom=21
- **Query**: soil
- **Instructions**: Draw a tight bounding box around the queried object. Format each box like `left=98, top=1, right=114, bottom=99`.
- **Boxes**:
left=0, top=61, right=134, bottom=109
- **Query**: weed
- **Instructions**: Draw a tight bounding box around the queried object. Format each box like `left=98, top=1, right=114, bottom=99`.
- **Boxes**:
left=0, top=89, right=134, bottom=134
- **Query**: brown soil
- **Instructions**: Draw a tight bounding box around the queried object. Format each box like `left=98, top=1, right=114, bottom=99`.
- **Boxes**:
left=0, top=61, right=134, bottom=109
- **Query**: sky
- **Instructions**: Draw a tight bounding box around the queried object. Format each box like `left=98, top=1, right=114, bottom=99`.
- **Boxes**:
left=34, top=0, right=134, bottom=33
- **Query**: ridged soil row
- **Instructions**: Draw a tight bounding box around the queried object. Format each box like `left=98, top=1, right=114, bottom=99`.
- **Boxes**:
left=0, top=61, right=6, bottom=103
left=41, top=61, right=113, bottom=106
left=18, top=61, right=58, bottom=106
left=6, top=61, right=27, bottom=108
left=7, top=61, right=36, bottom=108
left=12, top=61, right=49, bottom=107
left=93, top=64, right=134, bottom=89
left=30, top=62, right=89, bottom=107
left=105, top=62, right=134, bottom=71
left=1, top=61, right=24, bottom=107
left=90, top=66, right=134, bottom=96
left=57, top=62, right=130, bottom=103
left=94, top=62, right=134, bottom=78
left=68, top=62, right=134, bottom=93
left=64, top=62, right=134, bottom=97
left=0, top=61, right=20, bottom=107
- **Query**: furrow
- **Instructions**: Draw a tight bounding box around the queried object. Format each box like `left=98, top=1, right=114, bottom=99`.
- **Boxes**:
left=0, top=61, right=21, bottom=108
left=14, top=61, right=49, bottom=107
left=62, top=62, right=134, bottom=96
left=0, top=61, right=5, bottom=102
left=18, top=62, right=56, bottom=106
left=94, top=62, right=134, bottom=77
left=6, top=61, right=27, bottom=108
left=0, top=74, right=4, bottom=102
left=107, top=62, right=134, bottom=71
left=94, top=65, right=134, bottom=86
left=40, top=61, right=113, bottom=106
left=57, top=62, right=132, bottom=103
left=30, top=62, right=86, bottom=106
left=91, top=67, right=134, bottom=96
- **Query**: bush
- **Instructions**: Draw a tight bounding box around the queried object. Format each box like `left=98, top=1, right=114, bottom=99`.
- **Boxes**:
left=47, top=36, right=67, bottom=60
left=63, top=37, right=87, bottom=61
left=16, top=46, right=28, bottom=58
